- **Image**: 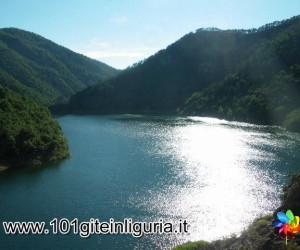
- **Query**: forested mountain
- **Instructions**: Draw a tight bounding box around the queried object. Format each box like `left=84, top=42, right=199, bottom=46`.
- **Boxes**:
left=55, top=16, right=300, bottom=131
left=0, top=28, right=118, bottom=105
left=0, top=87, right=69, bottom=168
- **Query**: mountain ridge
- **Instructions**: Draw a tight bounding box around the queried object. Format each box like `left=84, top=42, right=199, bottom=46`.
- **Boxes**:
left=53, top=15, right=300, bottom=131
left=0, top=27, right=119, bottom=105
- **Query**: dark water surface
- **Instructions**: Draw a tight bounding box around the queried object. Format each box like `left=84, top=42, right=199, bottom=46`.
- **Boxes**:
left=1, top=115, right=300, bottom=250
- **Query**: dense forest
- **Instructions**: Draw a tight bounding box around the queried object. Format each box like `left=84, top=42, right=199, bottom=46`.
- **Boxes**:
left=54, top=16, right=300, bottom=132
left=0, top=28, right=118, bottom=105
left=0, top=87, right=69, bottom=168
left=0, top=28, right=121, bottom=168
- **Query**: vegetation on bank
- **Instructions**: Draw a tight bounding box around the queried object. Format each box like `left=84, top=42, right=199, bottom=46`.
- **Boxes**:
left=0, top=87, right=69, bottom=168
left=172, top=174, right=300, bottom=250
left=181, top=69, right=300, bottom=132
left=0, top=28, right=118, bottom=105
left=53, top=16, right=300, bottom=132
left=283, top=108, right=300, bottom=133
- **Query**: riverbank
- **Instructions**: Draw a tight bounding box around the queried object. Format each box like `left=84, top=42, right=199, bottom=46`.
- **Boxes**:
left=173, top=174, right=300, bottom=250
left=51, top=106, right=300, bottom=134
left=0, top=87, right=70, bottom=170
left=0, top=165, right=8, bottom=172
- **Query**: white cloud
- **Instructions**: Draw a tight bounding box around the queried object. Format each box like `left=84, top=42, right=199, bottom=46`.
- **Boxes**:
left=110, top=14, right=128, bottom=25
left=84, top=47, right=158, bottom=69
left=90, top=38, right=111, bottom=49
left=85, top=50, right=145, bottom=58
left=71, top=40, right=159, bottom=69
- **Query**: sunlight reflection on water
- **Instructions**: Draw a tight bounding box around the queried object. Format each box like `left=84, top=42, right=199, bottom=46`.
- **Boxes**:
left=1, top=115, right=299, bottom=250
left=129, top=117, right=283, bottom=249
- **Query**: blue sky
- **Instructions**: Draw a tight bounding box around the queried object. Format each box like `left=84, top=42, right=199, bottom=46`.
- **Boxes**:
left=1, top=0, right=300, bottom=69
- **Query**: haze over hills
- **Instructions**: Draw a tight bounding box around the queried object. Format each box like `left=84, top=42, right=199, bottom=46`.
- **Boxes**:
left=0, top=28, right=119, bottom=105
left=54, top=16, right=300, bottom=131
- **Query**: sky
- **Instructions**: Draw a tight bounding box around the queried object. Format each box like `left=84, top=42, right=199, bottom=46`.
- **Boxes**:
left=1, top=0, right=300, bottom=69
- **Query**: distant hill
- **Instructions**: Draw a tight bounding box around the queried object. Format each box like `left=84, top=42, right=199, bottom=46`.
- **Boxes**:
left=55, top=16, right=300, bottom=131
left=0, top=28, right=118, bottom=105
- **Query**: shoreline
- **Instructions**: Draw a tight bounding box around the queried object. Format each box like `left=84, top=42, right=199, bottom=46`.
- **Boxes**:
left=172, top=174, right=300, bottom=249
left=0, top=165, right=9, bottom=172
left=51, top=112, right=299, bottom=133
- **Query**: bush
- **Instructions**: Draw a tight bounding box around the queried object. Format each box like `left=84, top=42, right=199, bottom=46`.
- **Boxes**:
left=0, top=87, right=69, bottom=167
left=283, top=108, right=300, bottom=132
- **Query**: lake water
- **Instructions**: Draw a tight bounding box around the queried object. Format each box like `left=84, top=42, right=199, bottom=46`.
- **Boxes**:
left=1, top=115, right=300, bottom=250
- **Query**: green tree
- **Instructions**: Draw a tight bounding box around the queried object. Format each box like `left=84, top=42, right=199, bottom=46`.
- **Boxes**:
left=0, top=87, right=69, bottom=167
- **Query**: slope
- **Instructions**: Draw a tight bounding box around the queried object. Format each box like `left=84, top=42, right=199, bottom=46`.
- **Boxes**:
left=54, top=16, right=300, bottom=131
left=0, top=28, right=118, bottom=105
left=0, top=87, right=69, bottom=168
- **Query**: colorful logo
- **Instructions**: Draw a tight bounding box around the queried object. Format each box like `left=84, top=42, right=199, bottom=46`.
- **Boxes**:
left=272, top=210, right=300, bottom=244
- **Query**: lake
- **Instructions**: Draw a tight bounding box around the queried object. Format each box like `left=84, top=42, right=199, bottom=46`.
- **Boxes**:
left=1, top=115, right=300, bottom=249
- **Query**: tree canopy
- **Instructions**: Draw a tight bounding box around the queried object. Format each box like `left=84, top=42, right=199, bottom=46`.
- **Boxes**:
left=0, top=28, right=118, bottom=105
left=54, top=16, right=300, bottom=132
left=0, top=87, right=69, bottom=168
